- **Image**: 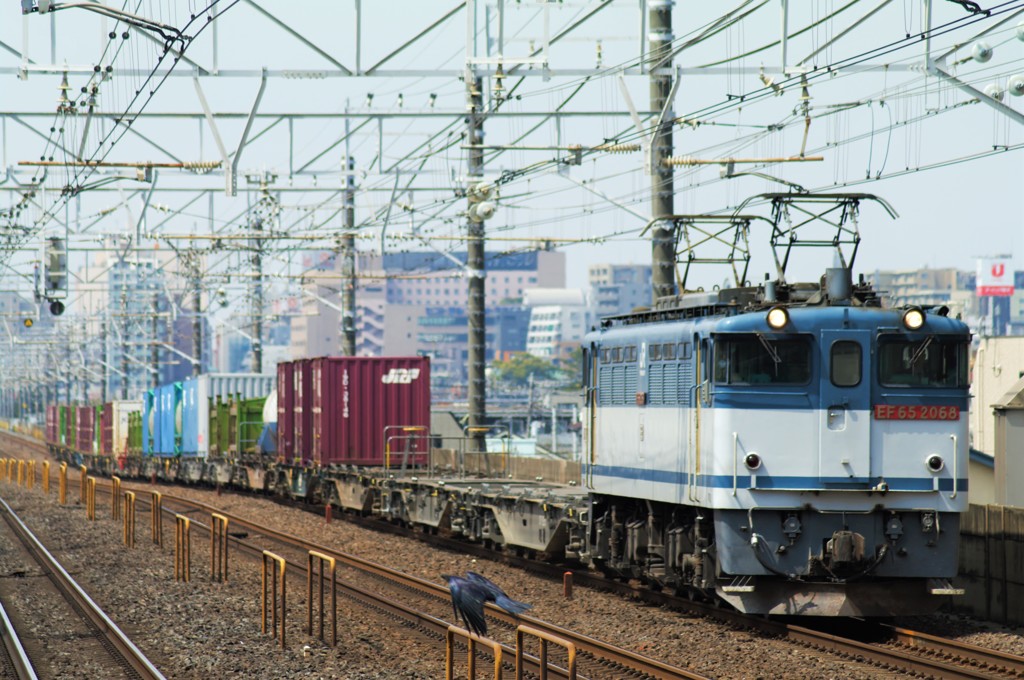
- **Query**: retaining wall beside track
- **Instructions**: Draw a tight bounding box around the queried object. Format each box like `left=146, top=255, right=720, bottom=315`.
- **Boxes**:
left=955, top=503, right=1024, bottom=626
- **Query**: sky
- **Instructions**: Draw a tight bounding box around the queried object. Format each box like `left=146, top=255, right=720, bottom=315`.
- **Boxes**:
left=0, top=0, right=1022, bottom=310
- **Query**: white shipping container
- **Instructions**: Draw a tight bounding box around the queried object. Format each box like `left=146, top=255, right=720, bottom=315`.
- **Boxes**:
left=182, top=374, right=275, bottom=457
left=106, top=400, right=139, bottom=458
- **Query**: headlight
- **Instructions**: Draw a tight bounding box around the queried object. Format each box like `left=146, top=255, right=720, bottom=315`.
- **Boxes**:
left=744, top=453, right=762, bottom=470
left=766, top=307, right=789, bottom=329
left=902, top=307, right=925, bottom=330
left=926, top=455, right=944, bottom=472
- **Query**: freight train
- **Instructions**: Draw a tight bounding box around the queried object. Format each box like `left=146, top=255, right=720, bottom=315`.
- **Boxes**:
left=40, top=271, right=969, bottom=617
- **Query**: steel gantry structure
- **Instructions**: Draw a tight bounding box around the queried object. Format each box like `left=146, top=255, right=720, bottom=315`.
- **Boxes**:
left=0, top=0, right=1021, bottom=427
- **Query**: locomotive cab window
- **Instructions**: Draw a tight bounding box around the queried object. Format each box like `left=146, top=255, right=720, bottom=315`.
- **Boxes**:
left=713, top=334, right=812, bottom=385
left=831, top=341, right=862, bottom=387
left=878, top=336, right=967, bottom=388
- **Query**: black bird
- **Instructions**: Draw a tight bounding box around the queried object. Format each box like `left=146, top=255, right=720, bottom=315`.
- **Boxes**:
left=441, top=572, right=532, bottom=637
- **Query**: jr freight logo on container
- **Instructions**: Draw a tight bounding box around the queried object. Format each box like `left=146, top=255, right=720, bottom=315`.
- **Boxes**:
left=381, top=368, right=421, bottom=384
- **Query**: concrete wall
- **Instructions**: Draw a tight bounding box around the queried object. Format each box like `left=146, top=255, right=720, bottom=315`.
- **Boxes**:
left=955, top=504, right=1024, bottom=626
left=994, top=408, right=1024, bottom=508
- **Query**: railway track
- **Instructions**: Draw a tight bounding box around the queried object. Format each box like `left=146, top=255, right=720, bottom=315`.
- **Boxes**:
left=126, top=486, right=703, bottom=680
left=3, top=429, right=1023, bottom=679
left=0, top=494, right=165, bottom=680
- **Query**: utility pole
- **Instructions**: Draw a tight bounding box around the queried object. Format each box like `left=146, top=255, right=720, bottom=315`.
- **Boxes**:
left=649, top=0, right=677, bottom=301
left=340, top=154, right=356, bottom=356
left=189, top=249, right=203, bottom=376
left=251, top=218, right=264, bottom=374
left=151, top=289, right=160, bottom=389
left=466, top=73, right=487, bottom=454
left=100, top=317, right=107, bottom=404
left=120, top=282, right=129, bottom=399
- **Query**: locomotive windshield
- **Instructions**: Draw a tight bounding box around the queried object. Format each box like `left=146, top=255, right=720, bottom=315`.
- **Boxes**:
left=713, top=334, right=812, bottom=385
left=878, top=336, right=968, bottom=388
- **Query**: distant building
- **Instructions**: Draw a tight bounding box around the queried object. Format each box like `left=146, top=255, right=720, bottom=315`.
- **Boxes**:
left=347, top=249, right=565, bottom=384
left=589, top=263, right=652, bottom=317
left=525, top=288, right=590, bottom=362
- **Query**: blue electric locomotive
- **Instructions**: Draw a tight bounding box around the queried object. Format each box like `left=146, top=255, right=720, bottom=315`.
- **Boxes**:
left=581, top=269, right=970, bottom=616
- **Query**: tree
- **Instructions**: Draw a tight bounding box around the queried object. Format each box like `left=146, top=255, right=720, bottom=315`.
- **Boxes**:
left=491, top=353, right=560, bottom=387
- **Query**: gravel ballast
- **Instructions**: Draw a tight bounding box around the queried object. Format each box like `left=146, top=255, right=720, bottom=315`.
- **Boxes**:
left=0, top=476, right=1020, bottom=679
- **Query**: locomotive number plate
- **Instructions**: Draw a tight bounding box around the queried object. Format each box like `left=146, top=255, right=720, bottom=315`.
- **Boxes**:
left=873, top=405, right=960, bottom=420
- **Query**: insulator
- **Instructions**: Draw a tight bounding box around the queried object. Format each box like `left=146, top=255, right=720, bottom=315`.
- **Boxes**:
left=595, top=143, right=641, bottom=154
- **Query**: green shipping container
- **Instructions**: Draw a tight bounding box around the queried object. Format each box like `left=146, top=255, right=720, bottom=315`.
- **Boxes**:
left=127, top=411, right=142, bottom=455
left=209, top=395, right=231, bottom=457
left=234, top=395, right=266, bottom=456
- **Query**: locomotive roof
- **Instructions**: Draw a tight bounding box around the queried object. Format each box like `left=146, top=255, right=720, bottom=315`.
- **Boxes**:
left=593, top=276, right=969, bottom=337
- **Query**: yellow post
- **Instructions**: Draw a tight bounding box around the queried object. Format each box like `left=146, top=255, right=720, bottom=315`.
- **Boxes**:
left=445, top=626, right=504, bottom=680
left=17, top=460, right=24, bottom=487
left=211, top=513, right=229, bottom=583
left=515, top=625, right=577, bottom=680
left=42, top=461, right=49, bottom=493
left=25, top=461, right=34, bottom=490
left=6, top=459, right=14, bottom=482
left=175, top=515, right=191, bottom=582
left=86, top=477, right=96, bottom=521
left=151, top=492, right=163, bottom=547
left=79, top=465, right=87, bottom=503
left=123, top=491, right=136, bottom=548
left=307, top=550, right=337, bottom=647
left=262, top=551, right=287, bottom=650
left=58, top=463, right=67, bottom=505
left=111, top=476, right=121, bottom=520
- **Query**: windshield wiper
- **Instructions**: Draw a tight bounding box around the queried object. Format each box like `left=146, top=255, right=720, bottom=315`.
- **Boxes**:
left=757, top=333, right=782, bottom=364
left=910, top=335, right=935, bottom=367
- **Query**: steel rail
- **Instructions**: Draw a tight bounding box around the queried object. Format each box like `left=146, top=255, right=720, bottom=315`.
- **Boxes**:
left=0, top=599, right=38, bottom=680
left=142, top=489, right=703, bottom=680
left=0, top=496, right=166, bottom=680
left=886, top=625, right=1024, bottom=678
left=5, top=433, right=1022, bottom=680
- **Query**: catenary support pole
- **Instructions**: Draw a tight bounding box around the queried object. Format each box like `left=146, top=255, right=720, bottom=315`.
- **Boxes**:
left=649, top=0, right=677, bottom=301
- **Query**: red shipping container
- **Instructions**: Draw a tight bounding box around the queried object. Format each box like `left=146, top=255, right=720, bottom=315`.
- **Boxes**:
left=293, top=359, right=314, bottom=464
left=276, top=362, right=294, bottom=460
left=74, top=405, right=98, bottom=456
left=45, top=405, right=58, bottom=445
left=311, top=356, right=431, bottom=467
left=101, top=403, right=113, bottom=456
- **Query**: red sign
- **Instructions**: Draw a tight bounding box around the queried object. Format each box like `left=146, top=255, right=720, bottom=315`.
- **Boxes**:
left=873, top=404, right=960, bottom=420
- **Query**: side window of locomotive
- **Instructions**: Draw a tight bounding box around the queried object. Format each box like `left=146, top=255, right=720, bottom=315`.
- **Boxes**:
left=878, top=338, right=966, bottom=388
left=678, top=342, right=692, bottom=359
left=830, top=341, right=862, bottom=387
left=625, top=345, right=637, bottom=362
left=662, top=343, right=675, bottom=360
left=713, top=336, right=812, bottom=385
left=649, top=344, right=661, bottom=361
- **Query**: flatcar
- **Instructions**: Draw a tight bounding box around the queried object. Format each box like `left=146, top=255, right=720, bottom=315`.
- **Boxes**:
left=580, top=268, right=970, bottom=615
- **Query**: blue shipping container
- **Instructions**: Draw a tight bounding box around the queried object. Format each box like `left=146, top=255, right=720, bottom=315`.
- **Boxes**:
left=153, top=382, right=183, bottom=457
left=181, top=379, right=200, bottom=457
left=142, top=390, right=155, bottom=455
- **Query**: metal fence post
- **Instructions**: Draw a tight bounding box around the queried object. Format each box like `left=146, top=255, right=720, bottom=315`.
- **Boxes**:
left=25, top=461, right=34, bottom=490
left=175, top=515, right=191, bottom=582
left=151, top=492, right=163, bottom=546
left=516, top=625, right=577, bottom=680
left=306, top=550, right=337, bottom=647
left=445, top=626, right=504, bottom=680
left=111, top=476, right=121, bottom=520
left=86, top=477, right=96, bottom=521
left=79, top=465, right=87, bottom=503
left=262, top=551, right=287, bottom=650
left=58, top=463, right=67, bottom=505
left=211, top=513, right=229, bottom=583
left=123, top=491, right=136, bottom=548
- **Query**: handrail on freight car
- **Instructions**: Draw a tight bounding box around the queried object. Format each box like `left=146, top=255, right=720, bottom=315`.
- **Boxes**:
left=384, top=433, right=430, bottom=477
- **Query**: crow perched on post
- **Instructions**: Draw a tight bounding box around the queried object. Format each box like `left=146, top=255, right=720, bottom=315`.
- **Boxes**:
left=441, top=572, right=532, bottom=637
